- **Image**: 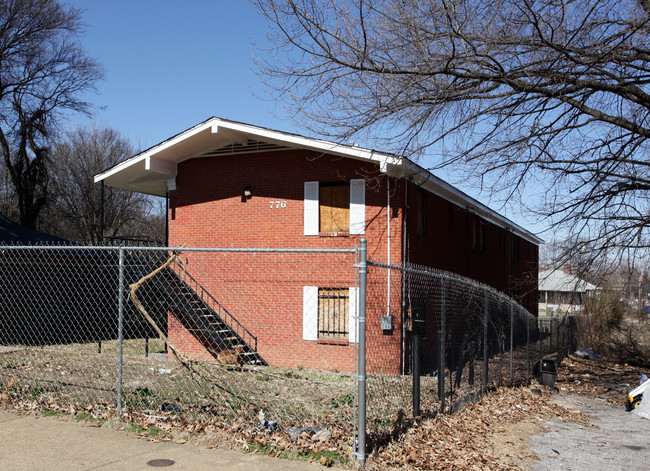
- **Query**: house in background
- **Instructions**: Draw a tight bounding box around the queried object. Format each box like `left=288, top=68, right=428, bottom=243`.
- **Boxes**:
left=538, top=266, right=597, bottom=317
left=94, top=117, right=541, bottom=373
left=0, top=214, right=70, bottom=245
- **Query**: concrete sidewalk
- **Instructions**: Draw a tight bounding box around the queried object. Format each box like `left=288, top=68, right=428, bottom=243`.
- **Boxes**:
left=0, top=411, right=333, bottom=470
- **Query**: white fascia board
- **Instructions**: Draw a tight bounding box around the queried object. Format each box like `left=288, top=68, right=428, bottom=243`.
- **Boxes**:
left=94, top=154, right=147, bottom=183
left=95, top=117, right=398, bottom=183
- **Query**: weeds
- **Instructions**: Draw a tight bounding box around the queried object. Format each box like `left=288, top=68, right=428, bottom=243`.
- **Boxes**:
left=247, top=441, right=346, bottom=466
left=75, top=411, right=105, bottom=424
left=41, top=409, right=69, bottom=417
left=147, top=426, right=163, bottom=437
left=126, top=422, right=145, bottom=434
left=331, top=394, right=354, bottom=408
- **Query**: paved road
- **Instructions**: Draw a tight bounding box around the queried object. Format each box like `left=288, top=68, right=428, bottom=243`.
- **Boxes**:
left=0, top=411, right=332, bottom=471
left=527, top=394, right=650, bottom=471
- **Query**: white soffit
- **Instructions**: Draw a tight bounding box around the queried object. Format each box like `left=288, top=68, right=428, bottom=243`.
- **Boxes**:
left=93, top=117, right=400, bottom=196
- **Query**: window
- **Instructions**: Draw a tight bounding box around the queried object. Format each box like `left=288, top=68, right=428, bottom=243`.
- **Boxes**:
left=472, top=216, right=485, bottom=253
left=303, top=286, right=358, bottom=342
left=304, top=180, right=365, bottom=235
left=416, top=189, right=426, bottom=237
left=320, top=183, right=350, bottom=233
left=510, top=233, right=520, bottom=262
left=317, top=288, right=349, bottom=339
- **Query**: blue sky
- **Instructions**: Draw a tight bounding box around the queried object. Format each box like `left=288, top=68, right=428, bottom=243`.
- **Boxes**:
left=62, top=0, right=547, bottom=238
left=63, top=0, right=295, bottom=149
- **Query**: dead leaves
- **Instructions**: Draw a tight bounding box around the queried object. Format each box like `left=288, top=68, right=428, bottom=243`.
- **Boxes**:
left=555, top=355, right=646, bottom=405
left=1, top=353, right=640, bottom=470
left=365, top=353, right=640, bottom=470
left=366, top=386, right=587, bottom=470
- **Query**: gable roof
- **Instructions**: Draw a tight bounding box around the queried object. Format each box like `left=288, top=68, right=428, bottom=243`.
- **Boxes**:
left=94, top=116, right=543, bottom=245
left=539, top=269, right=597, bottom=293
left=0, top=215, right=71, bottom=245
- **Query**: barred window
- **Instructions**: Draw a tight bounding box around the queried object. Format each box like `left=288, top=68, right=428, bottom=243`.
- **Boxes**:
left=318, top=288, right=349, bottom=339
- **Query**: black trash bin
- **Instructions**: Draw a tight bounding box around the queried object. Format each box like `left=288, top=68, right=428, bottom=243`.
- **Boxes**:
left=540, top=359, right=557, bottom=389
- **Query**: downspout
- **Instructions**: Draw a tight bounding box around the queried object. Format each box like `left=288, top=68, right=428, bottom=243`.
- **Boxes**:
left=99, top=180, right=104, bottom=245
left=506, top=229, right=508, bottom=296
left=401, top=180, right=409, bottom=374
left=387, top=177, right=391, bottom=316
left=165, top=192, right=169, bottom=247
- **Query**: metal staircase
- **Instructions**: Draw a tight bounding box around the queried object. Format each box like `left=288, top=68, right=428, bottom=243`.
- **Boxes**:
left=128, top=250, right=266, bottom=366
left=164, top=259, right=266, bottom=366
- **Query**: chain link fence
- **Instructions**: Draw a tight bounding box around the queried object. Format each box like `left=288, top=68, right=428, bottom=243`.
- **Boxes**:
left=0, top=242, right=577, bottom=466
left=364, top=259, right=578, bottom=448
left=0, top=244, right=359, bottom=458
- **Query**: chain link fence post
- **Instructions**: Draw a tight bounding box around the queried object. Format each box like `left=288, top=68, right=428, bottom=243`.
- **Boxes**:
left=357, top=238, right=367, bottom=467
left=440, top=278, right=446, bottom=412
left=437, top=330, right=445, bottom=412
left=117, top=247, right=124, bottom=416
left=509, top=304, right=514, bottom=385
left=539, top=319, right=544, bottom=381
left=526, top=317, right=531, bottom=383
left=483, top=292, right=489, bottom=391
left=413, top=330, right=421, bottom=417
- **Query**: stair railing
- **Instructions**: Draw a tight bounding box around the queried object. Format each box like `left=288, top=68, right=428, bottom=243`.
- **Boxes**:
left=169, top=258, right=258, bottom=353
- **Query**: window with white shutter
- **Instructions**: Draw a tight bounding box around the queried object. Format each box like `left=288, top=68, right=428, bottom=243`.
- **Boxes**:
left=349, top=179, right=366, bottom=235
left=303, top=286, right=358, bottom=343
left=304, top=182, right=319, bottom=236
left=303, top=286, right=318, bottom=340
left=303, top=179, right=365, bottom=236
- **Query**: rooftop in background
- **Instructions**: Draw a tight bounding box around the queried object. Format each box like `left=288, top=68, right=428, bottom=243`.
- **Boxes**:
left=539, top=268, right=598, bottom=293
left=0, top=215, right=70, bottom=245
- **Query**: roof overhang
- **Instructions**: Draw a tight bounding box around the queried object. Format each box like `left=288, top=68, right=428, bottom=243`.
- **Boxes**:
left=94, top=117, right=401, bottom=197
left=94, top=116, right=542, bottom=246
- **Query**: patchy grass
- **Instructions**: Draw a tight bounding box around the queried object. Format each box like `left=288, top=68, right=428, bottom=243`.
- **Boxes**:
left=126, top=422, right=146, bottom=434
left=75, top=411, right=105, bottom=424
left=41, top=409, right=70, bottom=418
left=146, top=426, right=164, bottom=437
left=247, top=441, right=347, bottom=467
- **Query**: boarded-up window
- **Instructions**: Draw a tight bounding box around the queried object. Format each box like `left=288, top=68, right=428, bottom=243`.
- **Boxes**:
left=320, top=183, right=350, bottom=233
left=318, top=288, right=349, bottom=339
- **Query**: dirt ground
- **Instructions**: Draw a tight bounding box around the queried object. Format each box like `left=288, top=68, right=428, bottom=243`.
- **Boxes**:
left=365, top=355, right=650, bottom=470
left=2, top=350, right=648, bottom=470
left=526, top=393, right=650, bottom=471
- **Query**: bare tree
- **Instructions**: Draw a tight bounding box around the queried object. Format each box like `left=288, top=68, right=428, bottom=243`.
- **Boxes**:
left=255, top=0, right=650, bottom=261
left=0, top=159, right=17, bottom=221
left=0, top=0, right=102, bottom=228
left=46, top=126, right=163, bottom=245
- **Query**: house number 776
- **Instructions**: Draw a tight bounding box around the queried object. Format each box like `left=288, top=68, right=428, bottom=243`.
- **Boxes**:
left=269, top=201, right=287, bottom=209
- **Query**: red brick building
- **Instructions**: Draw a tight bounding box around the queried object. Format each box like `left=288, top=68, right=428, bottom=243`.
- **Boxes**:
left=95, top=117, right=541, bottom=372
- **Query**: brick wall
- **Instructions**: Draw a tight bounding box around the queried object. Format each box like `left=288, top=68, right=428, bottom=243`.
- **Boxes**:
left=166, top=150, right=538, bottom=372
left=405, top=180, right=538, bottom=314
left=168, top=150, right=399, bottom=371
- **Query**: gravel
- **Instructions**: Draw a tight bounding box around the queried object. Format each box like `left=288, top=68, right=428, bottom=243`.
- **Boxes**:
left=527, top=393, right=650, bottom=470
